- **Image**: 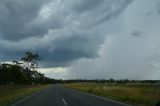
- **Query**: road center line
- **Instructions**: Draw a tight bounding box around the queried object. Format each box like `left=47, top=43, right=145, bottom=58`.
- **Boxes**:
left=62, top=98, right=68, bottom=106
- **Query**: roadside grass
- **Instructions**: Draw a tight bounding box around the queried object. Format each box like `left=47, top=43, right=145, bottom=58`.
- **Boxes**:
left=0, top=85, right=50, bottom=106
left=65, top=83, right=160, bottom=106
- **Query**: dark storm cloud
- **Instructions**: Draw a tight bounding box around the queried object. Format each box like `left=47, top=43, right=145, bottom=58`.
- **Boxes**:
left=0, top=0, right=54, bottom=40
left=71, top=0, right=104, bottom=13
left=0, top=0, right=132, bottom=67
left=131, top=30, right=143, bottom=37
left=157, top=2, right=160, bottom=14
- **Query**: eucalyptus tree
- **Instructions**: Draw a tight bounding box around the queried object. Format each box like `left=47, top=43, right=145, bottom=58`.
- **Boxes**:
left=21, top=52, right=40, bottom=71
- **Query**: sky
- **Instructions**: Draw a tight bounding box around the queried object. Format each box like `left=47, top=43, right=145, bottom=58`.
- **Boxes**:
left=0, top=0, right=160, bottom=80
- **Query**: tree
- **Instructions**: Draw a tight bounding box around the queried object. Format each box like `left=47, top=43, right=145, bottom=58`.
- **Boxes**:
left=12, top=60, right=23, bottom=66
left=21, top=52, right=40, bottom=71
left=0, top=63, right=31, bottom=85
left=21, top=52, right=42, bottom=84
left=0, top=52, right=52, bottom=85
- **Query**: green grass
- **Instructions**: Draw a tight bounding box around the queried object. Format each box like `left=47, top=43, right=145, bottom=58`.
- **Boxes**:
left=65, top=83, right=160, bottom=106
left=0, top=85, right=50, bottom=106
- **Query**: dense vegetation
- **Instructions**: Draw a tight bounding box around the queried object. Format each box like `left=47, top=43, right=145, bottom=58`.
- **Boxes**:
left=0, top=52, right=57, bottom=85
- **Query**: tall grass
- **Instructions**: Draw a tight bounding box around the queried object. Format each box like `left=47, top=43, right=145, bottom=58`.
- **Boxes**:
left=0, top=85, right=49, bottom=106
left=65, top=83, right=160, bottom=106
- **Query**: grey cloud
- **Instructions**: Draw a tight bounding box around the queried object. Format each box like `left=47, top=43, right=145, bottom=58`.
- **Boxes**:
left=156, top=2, right=160, bottom=14
left=131, top=30, right=143, bottom=37
left=67, top=0, right=132, bottom=29
left=0, top=0, right=132, bottom=68
left=34, top=29, right=104, bottom=67
left=0, top=0, right=51, bottom=40
left=63, top=0, right=160, bottom=80
left=66, top=34, right=160, bottom=80
left=1, top=0, right=159, bottom=80
left=70, top=0, right=105, bottom=13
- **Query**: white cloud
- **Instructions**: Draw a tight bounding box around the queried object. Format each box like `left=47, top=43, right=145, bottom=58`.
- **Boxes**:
left=38, top=67, right=67, bottom=79
left=63, top=0, right=160, bottom=80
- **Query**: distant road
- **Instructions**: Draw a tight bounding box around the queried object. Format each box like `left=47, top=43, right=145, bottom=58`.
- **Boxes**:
left=12, top=85, right=131, bottom=106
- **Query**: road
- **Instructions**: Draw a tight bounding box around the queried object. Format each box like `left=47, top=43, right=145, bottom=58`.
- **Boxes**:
left=12, top=85, right=131, bottom=106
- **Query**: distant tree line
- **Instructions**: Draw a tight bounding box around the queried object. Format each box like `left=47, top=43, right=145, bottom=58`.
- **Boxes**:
left=0, top=52, right=159, bottom=85
left=64, top=79, right=160, bottom=84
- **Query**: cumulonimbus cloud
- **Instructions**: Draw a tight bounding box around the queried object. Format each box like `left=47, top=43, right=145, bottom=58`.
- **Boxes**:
left=0, top=0, right=132, bottom=67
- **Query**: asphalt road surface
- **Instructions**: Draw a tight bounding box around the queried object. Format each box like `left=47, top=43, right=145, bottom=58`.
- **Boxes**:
left=11, top=85, right=131, bottom=106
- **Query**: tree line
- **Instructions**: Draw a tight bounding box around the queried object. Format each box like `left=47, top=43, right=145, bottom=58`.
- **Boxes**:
left=0, top=52, right=58, bottom=85
left=64, top=79, right=160, bottom=84
left=0, top=52, right=159, bottom=85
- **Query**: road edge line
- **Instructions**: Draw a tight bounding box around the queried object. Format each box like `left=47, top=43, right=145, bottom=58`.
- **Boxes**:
left=65, top=87, right=132, bottom=106
left=11, top=86, right=50, bottom=106
left=62, top=98, right=68, bottom=106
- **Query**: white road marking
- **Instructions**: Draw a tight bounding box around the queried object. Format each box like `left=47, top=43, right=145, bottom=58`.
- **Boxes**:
left=62, top=98, right=68, bottom=106
left=11, top=92, right=38, bottom=106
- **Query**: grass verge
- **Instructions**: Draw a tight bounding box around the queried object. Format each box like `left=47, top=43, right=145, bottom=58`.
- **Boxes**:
left=0, top=85, right=50, bottom=106
left=65, top=83, right=160, bottom=106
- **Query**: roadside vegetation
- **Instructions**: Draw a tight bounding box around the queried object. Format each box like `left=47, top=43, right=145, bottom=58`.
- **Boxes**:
left=0, top=52, right=54, bottom=85
left=0, top=52, right=58, bottom=106
left=65, top=82, right=160, bottom=106
left=0, top=85, right=49, bottom=106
